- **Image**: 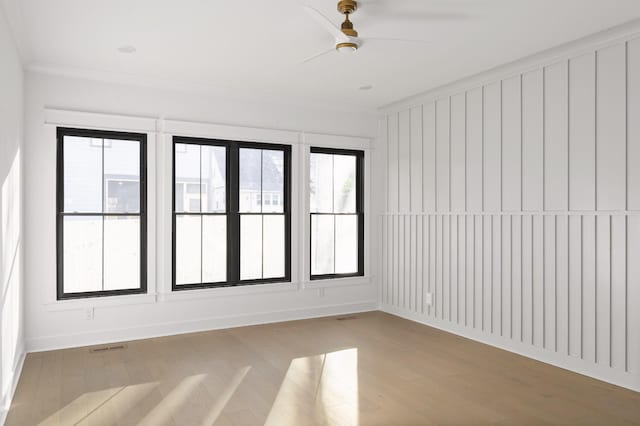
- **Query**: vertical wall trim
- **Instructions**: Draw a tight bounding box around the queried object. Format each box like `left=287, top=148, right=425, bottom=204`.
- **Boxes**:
left=500, top=215, right=503, bottom=335
left=520, top=74, right=524, bottom=212
left=594, top=51, right=598, bottom=210
left=473, top=215, right=476, bottom=328
left=609, top=214, right=613, bottom=367
left=435, top=106, right=438, bottom=212
left=500, top=81, right=504, bottom=336
left=421, top=105, right=425, bottom=214
left=542, top=67, right=547, bottom=212
left=530, top=216, right=534, bottom=345
left=500, top=81, right=504, bottom=212
left=595, top=215, right=598, bottom=363
left=520, top=214, right=524, bottom=341
left=580, top=214, right=584, bottom=359
left=510, top=215, right=514, bottom=338
left=553, top=215, right=556, bottom=352
left=542, top=213, right=546, bottom=348
left=625, top=41, right=629, bottom=211
left=386, top=116, right=389, bottom=213
left=567, top=60, right=571, bottom=212
left=566, top=61, right=572, bottom=355
left=449, top=212, right=452, bottom=320
left=465, top=92, right=468, bottom=212
left=409, top=111, right=413, bottom=212
left=397, top=112, right=401, bottom=212
left=381, top=33, right=640, bottom=392
left=449, top=96, right=453, bottom=213
left=624, top=216, right=629, bottom=373
left=482, top=87, right=485, bottom=212
left=569, top=218, right=573, bottom=352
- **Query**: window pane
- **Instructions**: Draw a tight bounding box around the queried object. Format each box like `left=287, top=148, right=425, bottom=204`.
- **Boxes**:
left=175, top=144, right=201, bottom=212
left=262, top=150, right=284, bottom=213
left=335, top=215, right=358, bottom=274
left=201, top=145, right=226, bottom=213
left=310, top=153, right=333, bottom=213
left=63, top=216, right=102, bottom=293
left=240, top=215, right=262, bottom=280
left=175, top=215, right=201, bottom=285
left=334, top=155, right=356, bottom=213
left=104, top=139, right=140, bottom=213
left=311, top=215, right=335, bottom=275
left=63, top=136, right=102, bottom=212
left=104, top=216, right=140, bottom=290
left=263, top=215, right=284, bottom=278
left=202, top=215, right=226, bottom=283
left=239, top=148, right=261, bottom=213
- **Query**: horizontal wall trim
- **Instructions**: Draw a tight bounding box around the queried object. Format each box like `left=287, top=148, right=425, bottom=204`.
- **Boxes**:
left=44, top=108, right=157, bottom=133
left=26, top=301, right=378, bottom=353
left=42, top=277, right=373, bottom=310
left=382, top=306, right=640, bottom=392
left=45, top=293, right=159, bottom=312
left=382, top=211, right=640, bottom=216
left=44, top=109, right=373, bottom=149
left=163, top=119, right=300, bottom=145
left=302, top=132, right=371, bottom=150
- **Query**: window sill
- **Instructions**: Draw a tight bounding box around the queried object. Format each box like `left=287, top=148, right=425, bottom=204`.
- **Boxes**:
left=43, top=277, right=372, bottom=311
left=303, top=275, right=372, bottom=289
left=159, top=281, right=298, bottom=302
left=45, top=293, right=158, bottom=311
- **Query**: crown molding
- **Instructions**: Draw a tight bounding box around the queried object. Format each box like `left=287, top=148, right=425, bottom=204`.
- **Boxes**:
left=380, top=18, right=640, bottom=114
left=27, top=62, right=381, bottom=117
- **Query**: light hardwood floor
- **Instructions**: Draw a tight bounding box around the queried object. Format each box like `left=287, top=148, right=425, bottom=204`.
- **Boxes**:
left=6, top=311, right=640, bottom=425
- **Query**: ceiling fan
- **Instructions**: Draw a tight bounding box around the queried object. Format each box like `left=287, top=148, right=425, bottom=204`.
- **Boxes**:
left=302, top=0, right=432, bottom=63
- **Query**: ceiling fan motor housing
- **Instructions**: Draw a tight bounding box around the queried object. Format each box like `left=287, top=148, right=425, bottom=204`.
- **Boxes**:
left=337, top=0, right=357, bottom=15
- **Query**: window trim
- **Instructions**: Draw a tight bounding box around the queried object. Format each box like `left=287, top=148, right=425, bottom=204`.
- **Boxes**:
left=309, top=146, right=364, bottom=280
left=172, top=136, right=291, bottom=291
left=56, top=127, right=148, bottom=300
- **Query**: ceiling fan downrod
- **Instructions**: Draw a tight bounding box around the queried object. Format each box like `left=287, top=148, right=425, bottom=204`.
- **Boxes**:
left=337, top=0, right=358, bottom=37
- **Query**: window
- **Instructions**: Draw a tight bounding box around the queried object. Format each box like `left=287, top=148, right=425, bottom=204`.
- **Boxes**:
left=56, top=127, right=147, bottom=299
left=310, top=147, right=364, bottom=279
left=173, top=137, right=291, bottom=289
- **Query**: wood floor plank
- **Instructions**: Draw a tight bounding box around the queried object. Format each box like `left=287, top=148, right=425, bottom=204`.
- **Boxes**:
left=5, top=311, right=640, bottom=425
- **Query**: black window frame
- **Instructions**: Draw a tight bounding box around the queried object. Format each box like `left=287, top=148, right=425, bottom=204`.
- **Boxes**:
left=56, top=127, right=148, bottom=300
left=172, top=136, right=291, bottom=291
left=309, top=147, right=364, bottom=280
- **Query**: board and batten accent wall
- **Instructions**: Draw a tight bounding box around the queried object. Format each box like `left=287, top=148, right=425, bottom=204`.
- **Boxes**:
left=379, top=35, right=640, bottom=391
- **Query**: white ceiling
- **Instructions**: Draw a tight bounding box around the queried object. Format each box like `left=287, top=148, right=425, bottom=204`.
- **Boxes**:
left=5, top=0, right=640, bottom=111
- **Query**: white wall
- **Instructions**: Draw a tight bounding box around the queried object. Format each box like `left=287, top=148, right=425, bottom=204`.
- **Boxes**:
left=380, top=27, right=640, bottom=391
left=0, top=3, right=25, bottom=421
left=23, top=72, right=382, bottom=352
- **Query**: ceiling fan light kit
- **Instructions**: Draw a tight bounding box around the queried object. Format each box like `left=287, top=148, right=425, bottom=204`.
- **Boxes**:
left=336, top=41, right=358, bottom=52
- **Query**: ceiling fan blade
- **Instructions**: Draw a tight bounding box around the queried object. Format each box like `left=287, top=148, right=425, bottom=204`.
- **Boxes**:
left=301, top=47, right=335, bottom=64
left=365, top=37, right=433, bottom=44
left=303, top=6, right=349, bottom=42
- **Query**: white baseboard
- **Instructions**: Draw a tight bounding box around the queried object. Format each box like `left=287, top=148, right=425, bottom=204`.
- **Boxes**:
left=0, top=345, right=26, bottom=426
left=381, top=304, right=640, bottom=393
left=27, top=301, right=378, bottom=353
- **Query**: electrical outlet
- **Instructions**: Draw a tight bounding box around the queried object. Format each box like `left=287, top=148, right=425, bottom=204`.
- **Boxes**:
left=85, top=307, right=94, bottom=320
left=425, top=292, right=433, bottom=306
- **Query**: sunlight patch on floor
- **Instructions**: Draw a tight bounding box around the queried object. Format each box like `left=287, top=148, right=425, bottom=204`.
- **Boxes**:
left=266, top=348, right=359, bottom=425
left=202, top=366, right=251, bottom=424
